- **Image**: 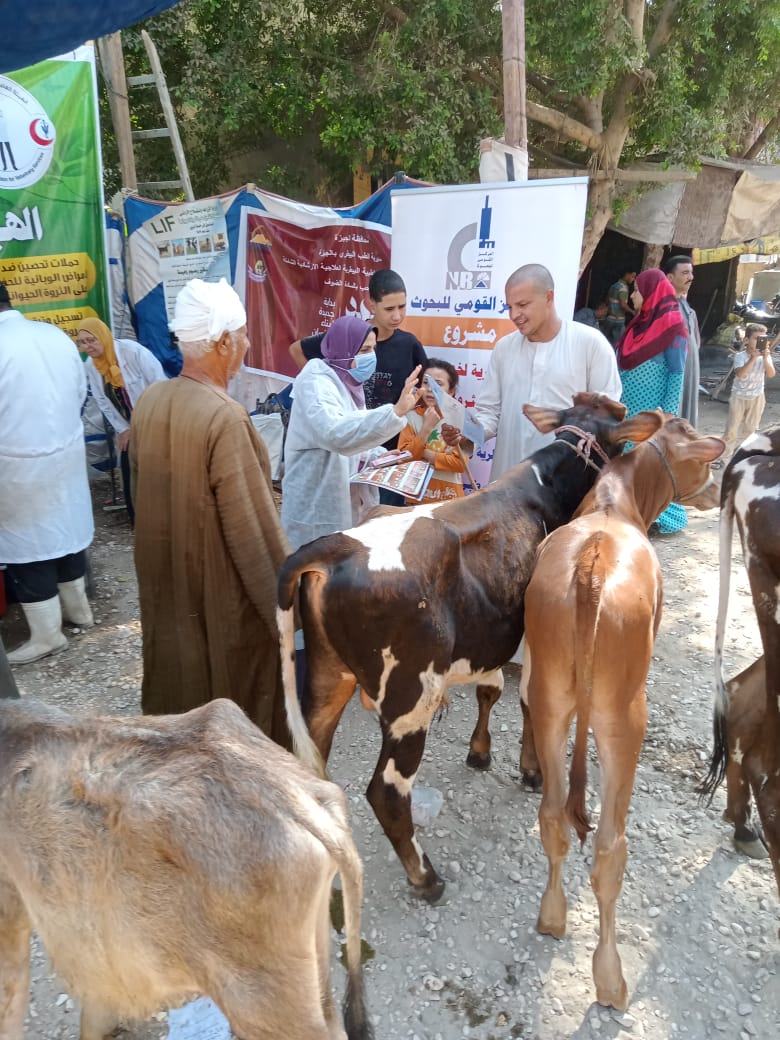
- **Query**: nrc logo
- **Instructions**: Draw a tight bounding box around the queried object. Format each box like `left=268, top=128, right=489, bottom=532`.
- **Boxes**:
left=446, top=271, right=476, bottom=289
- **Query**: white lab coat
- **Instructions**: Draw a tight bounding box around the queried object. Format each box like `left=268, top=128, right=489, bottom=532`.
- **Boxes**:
left=475, top=320, right=622, bottom=481
left=84, top=338, right=166, bottom=435
left=281, top=360, right=405, bottom=551
left=0, top=310, right=94, bottom=562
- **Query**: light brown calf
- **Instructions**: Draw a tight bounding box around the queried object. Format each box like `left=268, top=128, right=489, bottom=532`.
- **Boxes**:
left=0, top=697, right=372, bottom=1040
left=523, top=417, right=723, bottom=1010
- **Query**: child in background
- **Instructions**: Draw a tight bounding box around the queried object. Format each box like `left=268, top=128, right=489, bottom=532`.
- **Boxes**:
left=718, top=322, right=776, bottom=465
left=398, top=358, right=465, bottom=505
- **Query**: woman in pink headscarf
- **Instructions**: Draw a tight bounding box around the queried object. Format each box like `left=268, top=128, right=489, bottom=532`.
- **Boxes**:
left=281, top=316, right=421, bottom=550
left=616, top=267, right=689, bottom=532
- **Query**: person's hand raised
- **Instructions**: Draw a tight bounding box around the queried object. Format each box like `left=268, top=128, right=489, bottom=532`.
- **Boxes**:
left=392, top=366, right=424, bottom=417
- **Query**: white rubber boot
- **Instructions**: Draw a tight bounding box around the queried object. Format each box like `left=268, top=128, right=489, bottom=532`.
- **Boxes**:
left=6, top=597, right=68, bottom=665
left=58, top=576, right=94, bottom=628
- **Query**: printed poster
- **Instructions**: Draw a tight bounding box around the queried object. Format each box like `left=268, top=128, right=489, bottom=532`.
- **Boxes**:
left=131, top=198, right=231, bottom=320
left=236, top=208, right=390, bottom=378
left=391, top=179, right=589, bottom=484
left=0, top=45, right=109, bottom=336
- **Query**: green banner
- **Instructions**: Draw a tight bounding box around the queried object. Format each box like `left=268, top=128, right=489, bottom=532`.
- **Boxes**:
left=0, top=45, right=108, bottom=337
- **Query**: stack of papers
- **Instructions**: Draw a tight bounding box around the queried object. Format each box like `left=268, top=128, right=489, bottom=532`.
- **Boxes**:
left=351, top=460, right=433, bottom=501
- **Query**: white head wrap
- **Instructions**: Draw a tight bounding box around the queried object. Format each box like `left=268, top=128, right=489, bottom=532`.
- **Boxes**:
left=169, top=278, right=247, bottom=343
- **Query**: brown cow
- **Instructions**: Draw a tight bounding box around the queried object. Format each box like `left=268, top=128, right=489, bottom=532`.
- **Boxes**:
left=701, top=425, right=780, bottom=913
left=0, top=696, right=372, bottom=1040
left=523, top=416, right=723, bottom=1009
left=712, top=656, right=770, bottom=860
left=278, top=395, right=663, bottom=902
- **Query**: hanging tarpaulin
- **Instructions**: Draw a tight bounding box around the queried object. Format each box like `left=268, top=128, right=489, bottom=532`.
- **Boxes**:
left=0, top=45, right=109, bottom=336
left=124, top=179, right=425, bottom=376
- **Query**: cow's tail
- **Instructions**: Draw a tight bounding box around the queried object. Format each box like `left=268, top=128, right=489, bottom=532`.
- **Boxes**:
left=699, top=486, right=735, bottom=800
left=338, top=832, right=374, bottom=1040
left=566, top=543, right=601, bottom=844
left=277, top=556, right=326, bottom=778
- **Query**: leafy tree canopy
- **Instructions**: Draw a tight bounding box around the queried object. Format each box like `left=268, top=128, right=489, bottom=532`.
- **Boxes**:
left=106, top=0, right=780, bottom=261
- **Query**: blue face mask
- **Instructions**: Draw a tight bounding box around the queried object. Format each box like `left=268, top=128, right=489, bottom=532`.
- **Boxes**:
left=351, top=351, right=377, bottom=382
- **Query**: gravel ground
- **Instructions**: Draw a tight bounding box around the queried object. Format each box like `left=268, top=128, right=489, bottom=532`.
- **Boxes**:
left=3, top=388, right=779, bottom=1040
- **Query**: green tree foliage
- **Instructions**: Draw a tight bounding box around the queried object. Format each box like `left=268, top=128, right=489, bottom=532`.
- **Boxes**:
left=104, top=0, right=780, bottom=261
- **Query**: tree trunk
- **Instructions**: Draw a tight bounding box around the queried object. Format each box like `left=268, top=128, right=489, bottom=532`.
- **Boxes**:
left=579, top=176, right=616, bottom=273
left=642, top=243, right=664, bottom=270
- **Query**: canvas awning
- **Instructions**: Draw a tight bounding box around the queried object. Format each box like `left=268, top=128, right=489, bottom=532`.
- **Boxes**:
left=611, top=158, right=780, bottom=251
left=0, top=3, right=180, bottom=73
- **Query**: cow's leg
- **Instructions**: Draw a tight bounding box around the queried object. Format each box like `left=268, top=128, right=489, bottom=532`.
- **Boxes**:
left=589, top=694, right=646, bottom=1011
left=518, top=656, right=542, bottom=789
left=467, top=669, right=504, bottom=769
left=532, top=695, right=574, bottom=938
left=755, top=773, right=780, bottom=918
left=0, top=877, right=31, bottom=1040
left=79, top=1003, right=120, bottom=1040
left=367, top=725, right=444, bottom=902
left=725, top=754, right=767, bottom=859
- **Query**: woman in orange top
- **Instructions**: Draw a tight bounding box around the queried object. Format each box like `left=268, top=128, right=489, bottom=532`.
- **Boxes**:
left=398, top=358, right=465, bottom=505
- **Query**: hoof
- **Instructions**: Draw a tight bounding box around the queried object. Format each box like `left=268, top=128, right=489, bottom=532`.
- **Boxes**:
left=734, top=836, right=769, bottom=860
left=536, top=914, right=566, bottom=940
left=466, top=750, right=491, bottom=770
left=410, top=875, right=446, bottom=903
left=596, top=981, right=629, bottom=1011
left=521, top=770, right=543, bottom=792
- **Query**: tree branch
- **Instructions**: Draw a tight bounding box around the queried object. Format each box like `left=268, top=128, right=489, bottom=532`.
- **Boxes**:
left=742, top=111, right=780, bottom=160
left=647, top=0, right=683, bottom=59
left=526, top=99, right=602, bottom=151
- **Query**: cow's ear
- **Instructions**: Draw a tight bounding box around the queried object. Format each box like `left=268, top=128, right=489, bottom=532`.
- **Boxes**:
left=523, top=403, right=563, bottom=433
left=614, top=409, right=664, bottom=444
left=572, top=392, right=626, bottom=421
left=678, top=436, right=727, bottom=463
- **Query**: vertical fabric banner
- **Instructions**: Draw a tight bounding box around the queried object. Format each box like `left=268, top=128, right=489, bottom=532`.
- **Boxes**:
left=0, top=45, right=108, bottom=337
left=391, top=179, right=589, bottom=483
left=237, top=209, right=390, bottom=378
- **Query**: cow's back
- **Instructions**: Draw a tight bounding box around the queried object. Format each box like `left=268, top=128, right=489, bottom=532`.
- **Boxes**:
left=0, top=698, right=347, bottom=1021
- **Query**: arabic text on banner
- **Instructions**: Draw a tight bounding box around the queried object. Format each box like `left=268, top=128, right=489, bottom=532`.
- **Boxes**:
left=0, top=45, right=109, bottom=336
left=390, top=180, right=588, bottom=486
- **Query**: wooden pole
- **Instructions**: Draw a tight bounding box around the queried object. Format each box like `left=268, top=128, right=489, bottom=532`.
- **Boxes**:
left=502, top=0, right=527, bottom=150
left=96, top=32, right=137, bottom=193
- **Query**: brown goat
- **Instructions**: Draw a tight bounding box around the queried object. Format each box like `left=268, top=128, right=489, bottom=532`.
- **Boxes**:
left=0, top=697, right=372, bottom=1040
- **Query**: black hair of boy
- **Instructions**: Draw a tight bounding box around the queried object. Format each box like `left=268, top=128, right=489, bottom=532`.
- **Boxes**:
left=369, top=269, right=406, bottom=301
left=424, top=357, right=458, bottom=392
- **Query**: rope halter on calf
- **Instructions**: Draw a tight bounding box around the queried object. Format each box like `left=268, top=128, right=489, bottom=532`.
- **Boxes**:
left=553, top=424, right=612, bottom=474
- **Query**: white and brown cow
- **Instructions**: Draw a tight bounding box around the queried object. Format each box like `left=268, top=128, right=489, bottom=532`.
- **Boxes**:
left=701, top=426, right=780, bottom=912
left=0, top=696, right=373, bottom=1040
left=278, top=394, right=663, bottom=902
left=522, top=416, right=723, bottom=1010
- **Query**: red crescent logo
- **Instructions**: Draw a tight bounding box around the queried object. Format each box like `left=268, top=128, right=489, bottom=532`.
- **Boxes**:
left=29, top=118, right=54, bottom=147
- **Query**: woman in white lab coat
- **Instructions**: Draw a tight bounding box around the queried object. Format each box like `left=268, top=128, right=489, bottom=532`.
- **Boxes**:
left=281, top=316, right=421, bottom=551
left=77, top=318, right=166, bottom=524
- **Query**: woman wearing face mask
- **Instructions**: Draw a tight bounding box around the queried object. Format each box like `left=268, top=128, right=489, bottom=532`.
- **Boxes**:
left=281, top=315, right=421, bottom=551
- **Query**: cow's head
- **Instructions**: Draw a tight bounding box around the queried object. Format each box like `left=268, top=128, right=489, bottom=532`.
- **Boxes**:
left=524, top=395, right=663, bottom=461
left=650, top=416, right=725, bottom=511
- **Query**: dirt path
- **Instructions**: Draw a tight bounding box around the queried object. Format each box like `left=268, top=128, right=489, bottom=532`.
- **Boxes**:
left=3, top=390, right=779, bottom=1040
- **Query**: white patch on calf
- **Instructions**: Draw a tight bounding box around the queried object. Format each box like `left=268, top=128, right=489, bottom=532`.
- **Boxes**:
left=732, top=738, right=744, bottom=766
left=733, top=463, right=780, bottom=573
left=344, top=505, right=439, bottom=572
left=740, top=431, right=773, bottom=453
left=531, top=463, right=544, bottom=486
left=775, top=583, right=780, bottom=624
left=410, top=834, right=427, bottom=874
left=382, top=759, right=415, bottom=798
left=389, top=662, right=447, bottom=740
left=374, top=646, right=399, bottom=714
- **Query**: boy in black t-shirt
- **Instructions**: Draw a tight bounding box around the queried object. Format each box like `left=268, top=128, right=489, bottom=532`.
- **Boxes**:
left=288, top=270, right=427, bottom=417
left=364, top=269, right=428, bottom=413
